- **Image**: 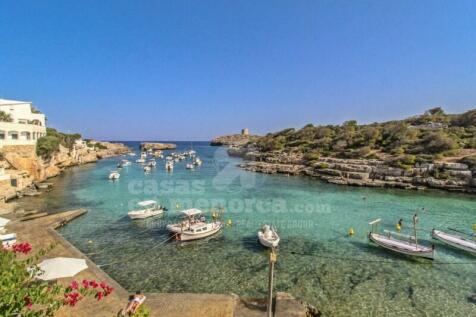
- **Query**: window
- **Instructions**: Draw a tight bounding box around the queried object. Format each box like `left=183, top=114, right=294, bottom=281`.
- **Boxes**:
left=0, top=131, right=5, bottom=140
left=9, top=131, right=18, bottom=140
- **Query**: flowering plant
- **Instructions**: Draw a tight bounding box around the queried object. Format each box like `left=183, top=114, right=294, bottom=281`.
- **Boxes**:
left=0, top=242, right=113, bottom=316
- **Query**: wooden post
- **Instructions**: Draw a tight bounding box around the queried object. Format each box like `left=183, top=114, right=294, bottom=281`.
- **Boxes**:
left=267, top=249, right=277, bottom=317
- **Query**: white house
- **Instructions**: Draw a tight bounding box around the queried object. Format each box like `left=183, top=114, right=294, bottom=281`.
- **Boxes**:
left=0, top=98, right=47, bottom=147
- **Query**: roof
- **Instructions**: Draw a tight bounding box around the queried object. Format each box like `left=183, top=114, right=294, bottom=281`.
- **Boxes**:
left=138, top=200, right=157, bottom=207
left=180, top=208, right=203, bottom=217
left=0, top=98, right=31, bottom=106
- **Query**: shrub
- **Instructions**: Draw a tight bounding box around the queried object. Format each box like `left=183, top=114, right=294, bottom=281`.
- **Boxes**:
left=461, top=155, right=476, bottom=169
left=0, top=242, right=113, bottom=316
left=36, top=136, right=60, bottom=158
left=315, top=162, right=329, bottom=169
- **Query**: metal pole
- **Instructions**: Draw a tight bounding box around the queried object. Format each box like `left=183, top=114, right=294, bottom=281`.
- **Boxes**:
left=267, top=249, right=277, bottom=317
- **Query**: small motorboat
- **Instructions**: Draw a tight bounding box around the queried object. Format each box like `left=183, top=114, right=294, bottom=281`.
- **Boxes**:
left=128, top=152, right=136, bottom=156
left=136, top=158, right=145, bottom=164
left=186, top=163, right=194, bottom=169
left=193, top=157, right=202, bottom=166
left=258, top=225, right=280, bottom=248
left=108, top=171, right=120, bottom=180
left=368, top=218, right=435, bottom=260
left=165, top=161, right=174, bottom=171
left=144, top=166, right=151, bottom=173
left=166, top=209, right=222, bottom=241
left=147, top=160, right=156, bottom=167
left=128, top=200, right=166, bottom=220
left=432, top=229, right=476, bottom=255
left=122, top=159, right=131, bottom=167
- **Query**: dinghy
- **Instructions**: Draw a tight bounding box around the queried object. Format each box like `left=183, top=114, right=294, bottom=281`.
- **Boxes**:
left=108, top=171, right=120, bottom=180
left=368, top=218, right=435, bottom=260
left=432, top=229, right=476, bottom=255
left=258, top=224, right=280, bottom=248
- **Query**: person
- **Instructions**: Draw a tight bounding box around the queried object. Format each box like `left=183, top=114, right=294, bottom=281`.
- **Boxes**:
left=396, top=218, right=403, bottom=232
left=121, top=291, right=146, bottom=316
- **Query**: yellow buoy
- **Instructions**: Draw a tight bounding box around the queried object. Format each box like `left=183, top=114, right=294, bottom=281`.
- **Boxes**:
left=348, top=228, right=354, bottom=236
left=472, top=224, right=476, bottom=231
left=88, top=240, right=93, bottom=244
left=226, top=219, right=232, bottom=226
left=176, top=203, right=180, bottom=209
left=396, top=223, right=401, bottom=232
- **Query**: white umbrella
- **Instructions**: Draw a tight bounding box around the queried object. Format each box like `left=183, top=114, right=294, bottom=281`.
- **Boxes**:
left=36, top=257, right=88, bottom=281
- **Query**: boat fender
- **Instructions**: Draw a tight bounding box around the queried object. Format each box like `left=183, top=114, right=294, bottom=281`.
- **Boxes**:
left=472, top=224, right=476, bottom=231
left=348, top=228, right=354, bottom=236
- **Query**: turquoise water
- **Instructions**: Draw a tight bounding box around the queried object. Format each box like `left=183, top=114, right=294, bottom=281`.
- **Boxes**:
left=22, top=142, right=476, bottom=316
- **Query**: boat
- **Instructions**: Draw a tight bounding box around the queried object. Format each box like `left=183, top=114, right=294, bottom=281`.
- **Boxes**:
left=128, top=152, right=136, bottom=156
left=122, top=159, right=131, bottom=167
left=166, top=208, right=222, bottom=241
left=186, top=163, right=194, bottom=169
left=108, top=171, right=120, bottom=180
left=143, top=165, right=151, bottom=172
left=136, top=158, right=145, bottom=164
left=258, top=224, right=280, bottom=248
left=165, top=161, right=174, bottom=171
left=193, top=157, right=202, bottom=166
left=147, top=160, right=156, bottom=167
left=128, top=200, right=166, bottom=220
left=432, top=229, right=476, bottom=255
left=368, top=218, right=435, bottom=260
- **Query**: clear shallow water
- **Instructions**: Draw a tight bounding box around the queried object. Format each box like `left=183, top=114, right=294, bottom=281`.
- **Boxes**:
left=22, top=142, right=476, bottom=316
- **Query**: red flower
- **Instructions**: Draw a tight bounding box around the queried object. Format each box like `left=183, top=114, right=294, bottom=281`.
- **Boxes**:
left=99, top=281, right=107, bottom=289
left=81, top=279, right=89, bottom=289
left=89, top=280, right=99, bottom=288
left=70, top=280, right=79, bottom=290
left=12, top=242, right=32, bottom=254
left=95, top=291, right=104, bottom=301
left=64, top=292, right=81, bottom=306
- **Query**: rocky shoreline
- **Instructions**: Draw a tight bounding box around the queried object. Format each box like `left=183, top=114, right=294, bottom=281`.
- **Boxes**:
left=0, top=141, right=131, bottom=203
left=140, top=142, right=177, bottom=151
left=231, top=149, right=476, bottom=193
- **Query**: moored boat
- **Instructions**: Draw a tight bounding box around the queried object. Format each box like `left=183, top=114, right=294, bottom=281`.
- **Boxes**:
left=432, top=229, right=476, bottom=255
left=166, top=208, right=222, bottom=241
left=128, top=200, right=166, bottom=219
left=108, top=171, right=120, bottom=180
left=186, top=163, right=194, bottom=169
left=368, top=218, right=435, bottom=260
left=258, top=224, right=280, bottom=248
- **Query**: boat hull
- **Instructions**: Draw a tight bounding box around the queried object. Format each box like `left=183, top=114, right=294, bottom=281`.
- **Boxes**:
left=432, top=229, right=476, bottom=255
left=369, top=232, right=435, bottom=260
left=167, top=222, right=222, bottom=241
left=258, top=232, right=280, bottom=248
left=128, top=210, right=164, bottom=219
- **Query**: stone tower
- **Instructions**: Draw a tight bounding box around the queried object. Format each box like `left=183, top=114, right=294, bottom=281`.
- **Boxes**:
left=241, top=128, right=249, bottom=136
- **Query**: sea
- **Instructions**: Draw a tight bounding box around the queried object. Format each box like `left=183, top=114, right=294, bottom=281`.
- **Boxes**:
left=17, top=141, right=476, bottom=316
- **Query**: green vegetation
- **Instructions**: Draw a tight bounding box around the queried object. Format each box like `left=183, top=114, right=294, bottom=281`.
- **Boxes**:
left=0, top=111, right=13, bottom=122
left=36, top=128, right=81, bottom=158
left=249, top=108, right=476, bottom=163
left=85, top=140, right=107, bottom=150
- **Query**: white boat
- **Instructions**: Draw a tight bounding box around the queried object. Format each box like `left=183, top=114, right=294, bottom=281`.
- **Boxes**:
left=148, top=160, right=156, bottom=167
left=122, top=160, right=131, bottom=167
left=193, top=157, right=202, bottom=166
left=128, top=152, right=136, bottom=156
left=136, top=158, right=145, bottom=164
left=108, top=171, right=120, bottom=180
left=165, top=161, right=174, bottom=171
left=166, top=208, right=222, bottom=241
left=143, top=166, right=151, bottom=172
left=368, top=218, right=435, bottom=260
left=128, top=200, right=166, bottom=220
left=186, top=163, right=194, bottom=169
left=432, top=229, right=476, bottom=255
left=258, top=224, right=280, bottom=248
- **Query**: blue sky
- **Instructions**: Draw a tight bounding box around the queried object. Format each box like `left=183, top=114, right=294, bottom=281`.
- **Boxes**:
left=1, top=1, right=475, bottom=141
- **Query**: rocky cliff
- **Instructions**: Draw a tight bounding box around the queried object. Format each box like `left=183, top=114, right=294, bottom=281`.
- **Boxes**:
left=210, top=134, right=255, bottom=146
left=0, top=141, right=130, bottom=201
left=233, top=149, right=476, bottom=193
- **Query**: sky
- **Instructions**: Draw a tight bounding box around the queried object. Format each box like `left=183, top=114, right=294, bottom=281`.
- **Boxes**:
left=1, top=1, right=476, bottom=141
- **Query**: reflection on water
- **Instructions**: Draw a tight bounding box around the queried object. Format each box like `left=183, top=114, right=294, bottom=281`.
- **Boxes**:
left=19, top=142, right=476, bottom=316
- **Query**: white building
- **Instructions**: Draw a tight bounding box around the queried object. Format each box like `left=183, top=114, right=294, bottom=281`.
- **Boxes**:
left=0, top=98, right=47, bottom=147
